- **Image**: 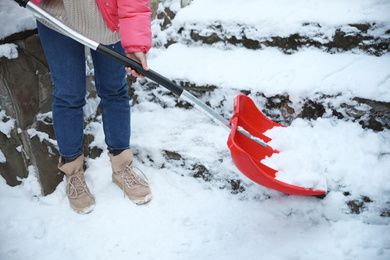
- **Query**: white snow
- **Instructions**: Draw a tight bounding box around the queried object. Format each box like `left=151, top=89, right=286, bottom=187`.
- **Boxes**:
left=0, top=109, right=16, bottom=138
left=148, top=44, right=390, bottom=103
left=0, top=149, right=6, bottom=163
left=0, top=0, right=36, bottom=40
left=174, top=0, right=390, bottom=26
left=263, top=118, right=390, bottom=194
left=0, top=43, right=18, bottom=59
left=1, top=0, right=389, bottom=260
left=165, top=0, right=390, bottom=44
left=27, top=128, right=58, bottom=147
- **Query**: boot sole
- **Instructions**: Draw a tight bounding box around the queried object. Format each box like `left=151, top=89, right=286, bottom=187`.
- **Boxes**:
left=70, top=203, right=95, bottom=214
left=133, top=193, right=153, bottom=205
left=112, top=176, right=153, bottom=205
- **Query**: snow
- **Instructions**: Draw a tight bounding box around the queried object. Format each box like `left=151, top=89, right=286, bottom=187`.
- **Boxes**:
left=0, top=0, right=36, bottom=40
left=1, top=0, right=390, bottom=260
left=0, top=43, right=18, bottom=59
left=263, top=118, right=390, bottom=194
left=174, top=0, right=390, bottom=26
left=0, top=109, right=16, bottom=138
left=148, top=44, right=390, bottom=102
left=0, top=149, right=6, bottom=163
left=167, top=0, right=390, bottom=43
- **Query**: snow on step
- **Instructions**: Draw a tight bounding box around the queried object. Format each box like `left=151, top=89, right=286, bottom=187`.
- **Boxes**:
left=171, top=0, right=390, bottom=38
left=175, top=0, right=390, bottom=25
left=148, top=44, right=390, bottom=102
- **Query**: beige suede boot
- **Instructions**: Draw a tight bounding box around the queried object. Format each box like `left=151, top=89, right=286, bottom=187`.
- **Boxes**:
left=109, top=149, right=152, bottom=205
left=58, top=155, right=95, bottom=214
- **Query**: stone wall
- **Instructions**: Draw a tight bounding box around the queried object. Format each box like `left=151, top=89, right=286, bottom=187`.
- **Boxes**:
left=0, top=31, right=62, bottom=195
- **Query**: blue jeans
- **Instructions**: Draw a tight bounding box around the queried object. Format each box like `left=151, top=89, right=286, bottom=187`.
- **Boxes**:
left=37, top=22, right=131, bottom=159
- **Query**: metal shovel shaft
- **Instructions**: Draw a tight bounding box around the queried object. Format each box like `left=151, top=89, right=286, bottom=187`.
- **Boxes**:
left=24, top=2, right=98, bottom=50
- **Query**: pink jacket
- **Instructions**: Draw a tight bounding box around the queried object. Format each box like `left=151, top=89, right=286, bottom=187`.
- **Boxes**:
left=31, top=0, right=152, bottom=54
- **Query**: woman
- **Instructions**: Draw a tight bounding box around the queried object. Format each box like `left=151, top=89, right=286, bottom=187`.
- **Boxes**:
left=31, top=0, right=153, bottom=213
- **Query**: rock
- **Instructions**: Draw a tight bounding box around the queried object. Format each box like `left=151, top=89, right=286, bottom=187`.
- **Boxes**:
left=167, top=22, right=390, bottom=56
left=347, top=196, right=372, bottom=215
left=229, top=179, right=246, bottom=194
left=150, top=0, right=160, bottom=21
left=0, top=33, right=52, bottom=192
left=83, top=133, right=103, bottom=160
left=0, top=130, right=29, bottom=187
left=1, top=40, right=40, bottom=129
left=28, top=133, right=62, bottom=196
left=191, top=163, right=212, bottom=182
left=354, top=98, right=390, bottom=131
left=157, top=6, right=176, bottom=31
left=164, top=150, right=183, bottom=160
left=26, top=112, right=63, bottom=196
left=298, top=100, right=327, bottom=120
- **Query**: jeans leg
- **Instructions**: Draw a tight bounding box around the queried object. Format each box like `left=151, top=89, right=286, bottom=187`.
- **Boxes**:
left=90, top=42, right=131, bottom=151
left=37, top=21, right=86, bottom=158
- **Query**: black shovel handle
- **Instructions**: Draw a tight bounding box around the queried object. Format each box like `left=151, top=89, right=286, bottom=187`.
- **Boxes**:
left=96, top=45, right=183, bottom=96
left=14, top=0, right=29, bottom=7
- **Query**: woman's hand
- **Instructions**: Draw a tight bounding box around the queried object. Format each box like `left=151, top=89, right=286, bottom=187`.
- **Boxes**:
left=126, top=52, right=149, bottom=78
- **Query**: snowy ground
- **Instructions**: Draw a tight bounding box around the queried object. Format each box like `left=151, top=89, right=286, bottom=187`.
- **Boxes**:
left=1, top=0, right=390, bottom=259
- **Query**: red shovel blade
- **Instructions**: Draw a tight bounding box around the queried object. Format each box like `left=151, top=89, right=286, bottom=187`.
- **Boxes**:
left=227, top=95, right=326, bottom=196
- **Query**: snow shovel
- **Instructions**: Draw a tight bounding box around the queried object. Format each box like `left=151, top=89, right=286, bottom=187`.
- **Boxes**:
left=16, top=0, right=326, bottom=196
left=228, top=95, right=325, bottom=195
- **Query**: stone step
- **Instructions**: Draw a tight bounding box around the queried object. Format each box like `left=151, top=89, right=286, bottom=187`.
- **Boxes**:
left=154, top=2, right=390, bottom=55
left=148, top=44, right=390, bottom=102
left=133, top=79, right=390, bottom=132
left=166, top=23, right=389, bottom=56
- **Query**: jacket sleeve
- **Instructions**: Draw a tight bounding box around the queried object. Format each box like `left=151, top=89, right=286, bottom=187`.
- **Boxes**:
left=30, top=0, right=43, bottom=5
left=117, top=0, right=152, bottom=54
